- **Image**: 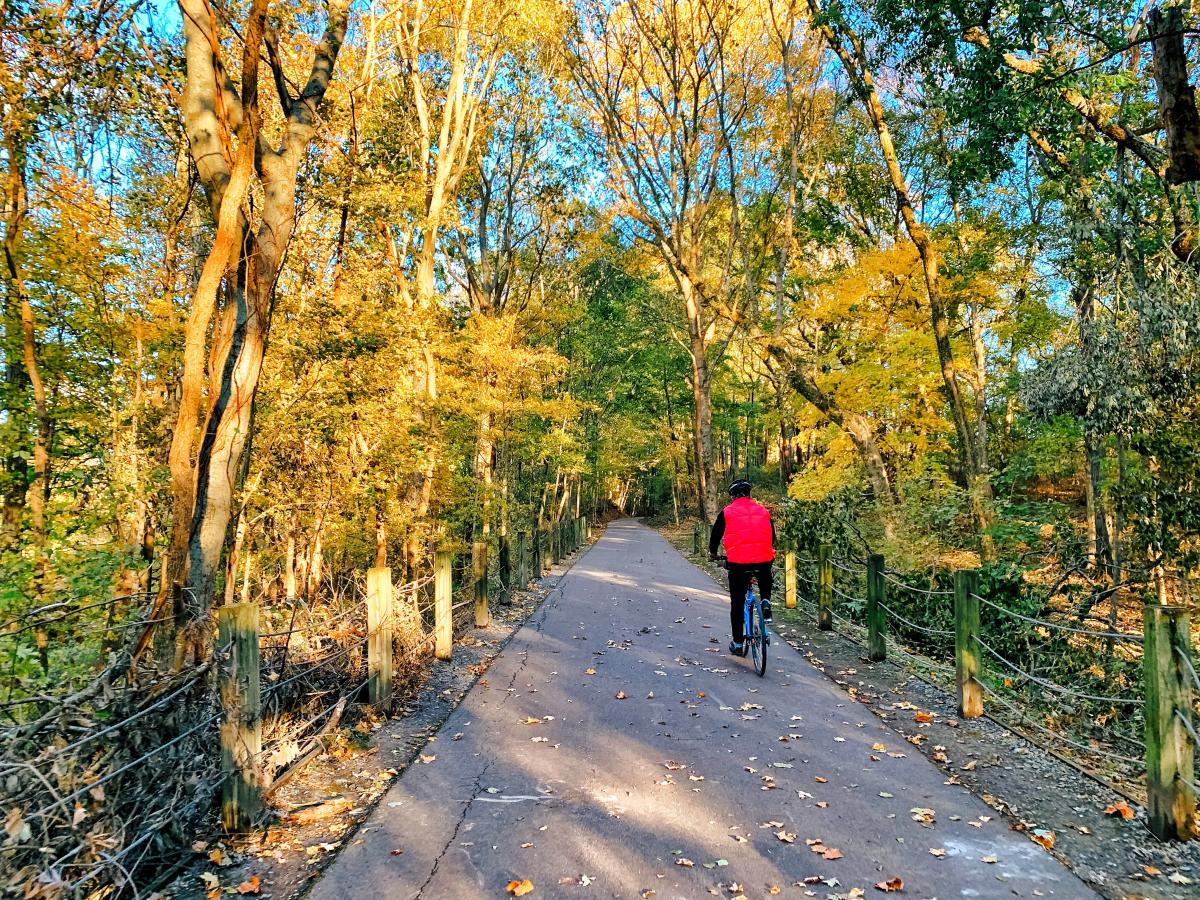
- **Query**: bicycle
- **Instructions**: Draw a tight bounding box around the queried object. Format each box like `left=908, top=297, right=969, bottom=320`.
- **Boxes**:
left=715, top=556, right=769, bottom=677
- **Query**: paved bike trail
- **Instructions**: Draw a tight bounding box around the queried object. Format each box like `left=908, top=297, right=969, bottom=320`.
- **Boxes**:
left=310, top=519, right=1095, bottom=899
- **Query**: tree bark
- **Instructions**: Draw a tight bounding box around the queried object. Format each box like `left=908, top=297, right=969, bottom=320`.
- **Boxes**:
left=1149, top=5, right=1200, bottom=185
left=160, top=0, right=349, bottom=660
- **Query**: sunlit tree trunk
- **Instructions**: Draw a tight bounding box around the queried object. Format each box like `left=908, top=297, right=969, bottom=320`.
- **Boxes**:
left=154, top=0, right=350, bottom=662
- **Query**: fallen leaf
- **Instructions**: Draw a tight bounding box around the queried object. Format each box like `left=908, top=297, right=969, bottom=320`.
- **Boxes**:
left=419, top=754, right=436, bottom=763
left=775, top=830, right=796, bottom=843
left=237, top=875, right=262, bottom=895
left=1168, top=872, right=1194, bottom=885
left=929, top=847, right=946, bottom=858
left=585, top=668, right=596, bottom=675
left=1142, top=865, right=1161, bottom=876
left=506, top=879, right=535, bottom=896
left=615, top=691, right=627, bottom=700
left=981, top=855, right=998, bottom=864
left=200, top=872, right=219, bottom=890
left=675, top=858, right=694, bottom=868
left=1030, top=829, right=1055, bottom=850
left=961, top=760, right=977, bottom=771
left=914, top=711, right=933, bottom=723
left=1104, top=801, right=1135, bottom=820
left=874, top=877, right=903, bottom=892
left=523, top=717, right=542, bottom=725
left=823, top=847, right=843, bottom=860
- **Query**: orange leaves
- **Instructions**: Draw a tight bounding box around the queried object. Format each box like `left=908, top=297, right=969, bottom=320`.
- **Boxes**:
left=506, top=878, right=535, bottom=896
left=804, top=838, right=843, bottom=859
left=237, top=875, right=262, bottom=895
left=1104, top=801, right=1135, bottom=820
left=874, top=877, right=903, bottom=892
left=913, top=710, right=933, bottom=723
left=1030, top=829, right=1056, bottom=850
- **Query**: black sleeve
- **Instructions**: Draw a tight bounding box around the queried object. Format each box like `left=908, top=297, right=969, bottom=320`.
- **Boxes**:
left=708, top=510, right=726, bottom=557
left=771, top=517, right=776, bottom=543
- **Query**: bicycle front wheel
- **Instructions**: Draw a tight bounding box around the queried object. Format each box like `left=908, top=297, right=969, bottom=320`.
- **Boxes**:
left=748, top=601, right=767, bottom=677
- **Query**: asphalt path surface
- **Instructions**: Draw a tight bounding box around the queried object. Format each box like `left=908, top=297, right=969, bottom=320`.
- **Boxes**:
left=310, top=519, right=1096, bottom=900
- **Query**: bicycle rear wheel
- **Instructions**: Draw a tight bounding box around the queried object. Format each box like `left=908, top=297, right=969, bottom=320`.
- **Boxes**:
left=747, top=599, right=767, bottom=677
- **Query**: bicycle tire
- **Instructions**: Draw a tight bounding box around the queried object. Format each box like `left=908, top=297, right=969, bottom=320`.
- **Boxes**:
left=748, top=598, right=767, bottom=677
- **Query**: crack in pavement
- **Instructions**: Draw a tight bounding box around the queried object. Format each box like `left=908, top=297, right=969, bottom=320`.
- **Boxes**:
left=413, top=760, right=495, bottom=899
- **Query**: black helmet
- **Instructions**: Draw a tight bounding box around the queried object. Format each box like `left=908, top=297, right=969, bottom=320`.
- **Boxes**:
left=728, top=479, right=752, bottom=497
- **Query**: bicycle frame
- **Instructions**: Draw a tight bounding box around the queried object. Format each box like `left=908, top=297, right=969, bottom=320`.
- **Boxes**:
left=743, top=579, right=760, bottom=642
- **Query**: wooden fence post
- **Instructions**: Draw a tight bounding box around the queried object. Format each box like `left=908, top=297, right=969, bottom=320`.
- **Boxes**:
left=516, top=531, right=527, bottom=592
left=693, top=523, right=700, bottom=555
left=954, top=569, right=983, bottom=718
left=473, top=540, right=490, bottom=627
left=867, top=553, right=886, bottom=662
left=784, top=548, right=797, bottom=609
left=1144, top=604, right=1198, bottom=840
left=533, top=527, right=543, bottom=578
left=817, top=543, right=833, bottom=631
left=435, top=551, right=453, bottom=661
left=367, top=567, right=393, bottom=708
left=581, top=516, right=588, bottom=545
left=219, top=602, right=261, bottom=832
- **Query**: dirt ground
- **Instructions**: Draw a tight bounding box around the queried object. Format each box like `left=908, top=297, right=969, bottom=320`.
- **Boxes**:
left=160, top=541, right=592, bottom=900
left=657, top=520, right=1200, bottom=900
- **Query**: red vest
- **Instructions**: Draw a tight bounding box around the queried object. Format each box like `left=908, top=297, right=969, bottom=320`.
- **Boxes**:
left=723, top=497, right=774, bottom=563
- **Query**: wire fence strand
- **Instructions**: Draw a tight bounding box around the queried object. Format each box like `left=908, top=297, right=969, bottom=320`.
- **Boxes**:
left=973, top=593, right=1144, bottom=644
left=976, top=637, right=1142, bottom=707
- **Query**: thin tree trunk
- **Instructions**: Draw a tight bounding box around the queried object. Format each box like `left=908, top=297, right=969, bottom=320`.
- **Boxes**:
left=809, top=0, right=989, bottom=546
left=680, top=273, right=717, bottom=522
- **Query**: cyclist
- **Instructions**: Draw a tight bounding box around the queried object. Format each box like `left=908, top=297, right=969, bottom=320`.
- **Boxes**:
left=708, top=479, right=775, bottom=656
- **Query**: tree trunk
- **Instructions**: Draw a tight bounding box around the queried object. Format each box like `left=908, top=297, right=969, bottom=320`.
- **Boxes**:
left=285, top=529, right=297, bottom=601
left=680, top=273, right=717, bottom=522
left=165, top=0, right=350, bottom=661
left=1150, top=5, right=1200, bottom=185
left=810, top=0, right=989, bottom=546
left=3, top=130, right=51, bottom=648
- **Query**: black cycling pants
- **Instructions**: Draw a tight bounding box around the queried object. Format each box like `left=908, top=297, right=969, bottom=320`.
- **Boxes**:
left=727, top=561, right=773, bottom=642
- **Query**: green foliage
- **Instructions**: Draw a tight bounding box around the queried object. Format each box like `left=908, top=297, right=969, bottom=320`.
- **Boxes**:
left=779, top=488, right=869, bottom=559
